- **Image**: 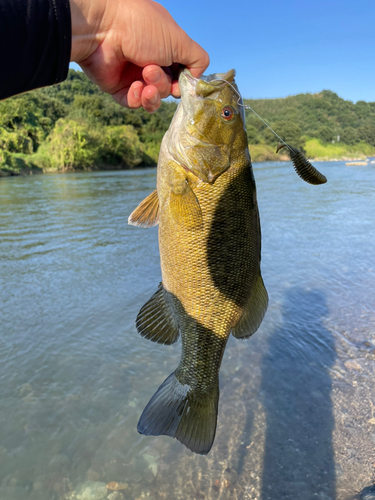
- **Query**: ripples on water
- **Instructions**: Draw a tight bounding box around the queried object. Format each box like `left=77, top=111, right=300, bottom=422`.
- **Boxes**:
left=0, top=162, right=374, bottom=500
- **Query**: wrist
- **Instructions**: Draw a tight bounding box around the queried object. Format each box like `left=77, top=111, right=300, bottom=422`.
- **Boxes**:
left=69, top=0, right=111, bottom=62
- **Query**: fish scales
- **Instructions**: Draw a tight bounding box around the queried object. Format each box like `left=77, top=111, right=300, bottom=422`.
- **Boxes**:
left=159, top=154, right=260, bottom=337
left=129, top=69, right=268, bottom=454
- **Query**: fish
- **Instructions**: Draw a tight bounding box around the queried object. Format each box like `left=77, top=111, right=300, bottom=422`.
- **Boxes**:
left=128, top=68, right=268, bottom=455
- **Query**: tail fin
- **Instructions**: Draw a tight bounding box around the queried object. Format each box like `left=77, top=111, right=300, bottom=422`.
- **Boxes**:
left=137, top=372, right=219, bottom=455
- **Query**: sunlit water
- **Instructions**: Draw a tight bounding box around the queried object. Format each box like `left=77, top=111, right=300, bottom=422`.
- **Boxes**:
left=0, top=162, right=374, bottom=500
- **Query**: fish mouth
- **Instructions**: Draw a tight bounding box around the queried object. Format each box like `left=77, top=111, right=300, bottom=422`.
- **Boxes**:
left=181, top=68, right=236, bottom=84
left=179, top=68, right=236, bottom=98
left=182, top=69, right=197, bottom=85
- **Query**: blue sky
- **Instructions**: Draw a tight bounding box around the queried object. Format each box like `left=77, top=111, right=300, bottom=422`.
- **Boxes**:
left=71, top=0, right=375, bottom=103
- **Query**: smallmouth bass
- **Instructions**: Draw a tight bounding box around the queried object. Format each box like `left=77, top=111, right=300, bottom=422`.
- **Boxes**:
left=129, top=69, right=268, bottom=455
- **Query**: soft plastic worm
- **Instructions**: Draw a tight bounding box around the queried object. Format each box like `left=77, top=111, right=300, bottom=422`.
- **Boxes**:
left=277, top=143, right=327, bottom=185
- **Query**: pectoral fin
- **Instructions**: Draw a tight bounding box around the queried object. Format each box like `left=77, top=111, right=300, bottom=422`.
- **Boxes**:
left=136, top=283, right=179, bottom=345
left=128, top=189, right=159, bottom=228
left=232, top=274, right=268, bottom=339
left=169, top=179, right=202, bottom=229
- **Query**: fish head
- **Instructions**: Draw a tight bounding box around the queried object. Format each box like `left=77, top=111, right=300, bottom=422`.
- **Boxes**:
left=167, top=69, right=248, bottom=184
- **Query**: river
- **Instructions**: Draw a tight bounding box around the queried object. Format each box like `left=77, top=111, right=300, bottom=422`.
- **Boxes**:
left=0, top=161, right=374, bottom=500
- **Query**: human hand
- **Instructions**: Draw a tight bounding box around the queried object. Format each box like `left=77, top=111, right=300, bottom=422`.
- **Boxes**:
left=69, top=0, right=209, bottom=112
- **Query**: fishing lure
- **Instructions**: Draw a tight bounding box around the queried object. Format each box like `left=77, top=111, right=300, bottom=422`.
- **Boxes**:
left=276, top=143, right=327, bottom=185
left=212, top=77, right=327, bottom=185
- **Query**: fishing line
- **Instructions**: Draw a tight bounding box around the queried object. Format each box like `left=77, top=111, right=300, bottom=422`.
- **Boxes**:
left=212, top=78, right=292, bottom=151
left=211, top=77, right=327, bottom=185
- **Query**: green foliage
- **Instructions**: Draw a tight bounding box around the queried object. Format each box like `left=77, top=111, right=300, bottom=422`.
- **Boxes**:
left=1, top=69, right=374, bottom=176
left=358, top=123, right=375, bottom=147
left=317, top=126, right=334, bottom=143
left=0, top=70, right=179, bottom=174
left=35, top=119, right=146, bottom=171
left=340, top=127, right=359, bottom=145
left=37, top=119, right=100, bottom=171
left=0, top=150, right=43, bottom=174
left=244, top=89, right=375, bottom=153
left=304, top=138, right=375, bottom=160
left=100, top=125, right=144, bottom=167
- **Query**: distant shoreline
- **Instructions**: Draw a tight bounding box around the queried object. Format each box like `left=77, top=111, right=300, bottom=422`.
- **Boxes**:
left=1, top=156, right=373, bottom=178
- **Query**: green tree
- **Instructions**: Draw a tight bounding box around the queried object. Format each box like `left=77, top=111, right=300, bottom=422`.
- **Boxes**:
left=317, top=126, right=334, bottom=143
left=38, top=119, right=100, bottom=170
left=358, top=124, right=375, bottom=147
left=100, top=125, right=144, bottom=167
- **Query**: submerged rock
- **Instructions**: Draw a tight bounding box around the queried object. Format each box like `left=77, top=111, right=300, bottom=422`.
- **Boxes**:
left=86, top=470, right=102, bottom=482
left=344, top=360, right=362, bottom=371
left=106, top=482, right=128, bottom=491
left=53, top=478, right=74, bottom=499
left=143, top=453, right=159, bottom=477
left=107, top=492, right=124, bottom=500
left=76, top=481, right=107, bottom=500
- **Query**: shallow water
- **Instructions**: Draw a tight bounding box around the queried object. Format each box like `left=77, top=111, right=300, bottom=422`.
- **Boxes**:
left=0, top=162, right=374, bottom=500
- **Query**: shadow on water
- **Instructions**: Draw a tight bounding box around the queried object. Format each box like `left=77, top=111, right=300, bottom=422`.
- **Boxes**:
left=260, top=287, right=336, bottom=500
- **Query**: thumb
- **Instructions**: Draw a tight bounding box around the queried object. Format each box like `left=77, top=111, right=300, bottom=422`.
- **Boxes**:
left=173, top=30, right=210, bottom=79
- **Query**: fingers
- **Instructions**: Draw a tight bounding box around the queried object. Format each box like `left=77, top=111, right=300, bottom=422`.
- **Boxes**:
left=112, top=65, right=173, bottom=112
left=75, top=0, right=210, bottom=113
left=125, top=81, right=145, bottom=108
left=141, top=85, right=161, bottom=113
left=170, top=80, right=181, bottom=99
left=112, top=81, right=162, bottom=112
left=143, top=65, right=172, bottom=99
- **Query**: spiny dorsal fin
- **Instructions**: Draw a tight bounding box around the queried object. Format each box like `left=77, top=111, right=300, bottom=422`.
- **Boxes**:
left=136, top=283, right=179, bottom=345
left=128, top=189, right=159, bottom=228
left=232, top=274, right=268, bottom=339
left=169, top=180, right=202, bottom=230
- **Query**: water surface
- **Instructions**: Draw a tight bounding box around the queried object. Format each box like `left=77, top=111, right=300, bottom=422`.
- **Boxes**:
left=0, top=162, right=374, bottom=500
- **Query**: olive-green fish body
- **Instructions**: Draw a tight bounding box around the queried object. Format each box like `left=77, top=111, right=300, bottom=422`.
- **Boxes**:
left=129, top=69, right=268, bottom=454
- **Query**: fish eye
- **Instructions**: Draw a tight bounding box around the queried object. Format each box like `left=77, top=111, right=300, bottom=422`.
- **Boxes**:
left=221, top=106, right=235, bottom=121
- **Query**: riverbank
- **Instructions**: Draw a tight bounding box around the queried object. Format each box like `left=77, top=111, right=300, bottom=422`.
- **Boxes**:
left=0, top=158, right=157, bottom=177
left=0, top=148, right=375, bottom=178
left=249, top=139, right=375, bottom=163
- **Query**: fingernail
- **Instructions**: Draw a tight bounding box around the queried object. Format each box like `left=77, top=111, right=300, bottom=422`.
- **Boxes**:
left=148, top=93, right=158, bottom=105
left=146, top=70, right=161, bottom=84
left=133, top=85, right=141, bottom=99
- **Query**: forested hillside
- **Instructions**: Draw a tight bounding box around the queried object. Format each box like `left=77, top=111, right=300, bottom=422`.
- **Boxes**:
left=0, top=70, right=176, bottom=175
left=0, top=70, right=374, bottom=175
left=244, top=91, right=375, bottom=161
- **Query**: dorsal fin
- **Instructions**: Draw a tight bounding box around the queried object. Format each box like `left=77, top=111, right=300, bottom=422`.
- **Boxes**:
left=128, top=189, right=159, bottom=228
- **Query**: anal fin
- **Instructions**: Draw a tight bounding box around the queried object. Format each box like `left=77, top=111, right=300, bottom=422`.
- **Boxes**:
left=136, top=283, right=179, bottom=345
left=128, top=189, right=159, bottom=228
left=232, top=273, right=268, bottom=339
